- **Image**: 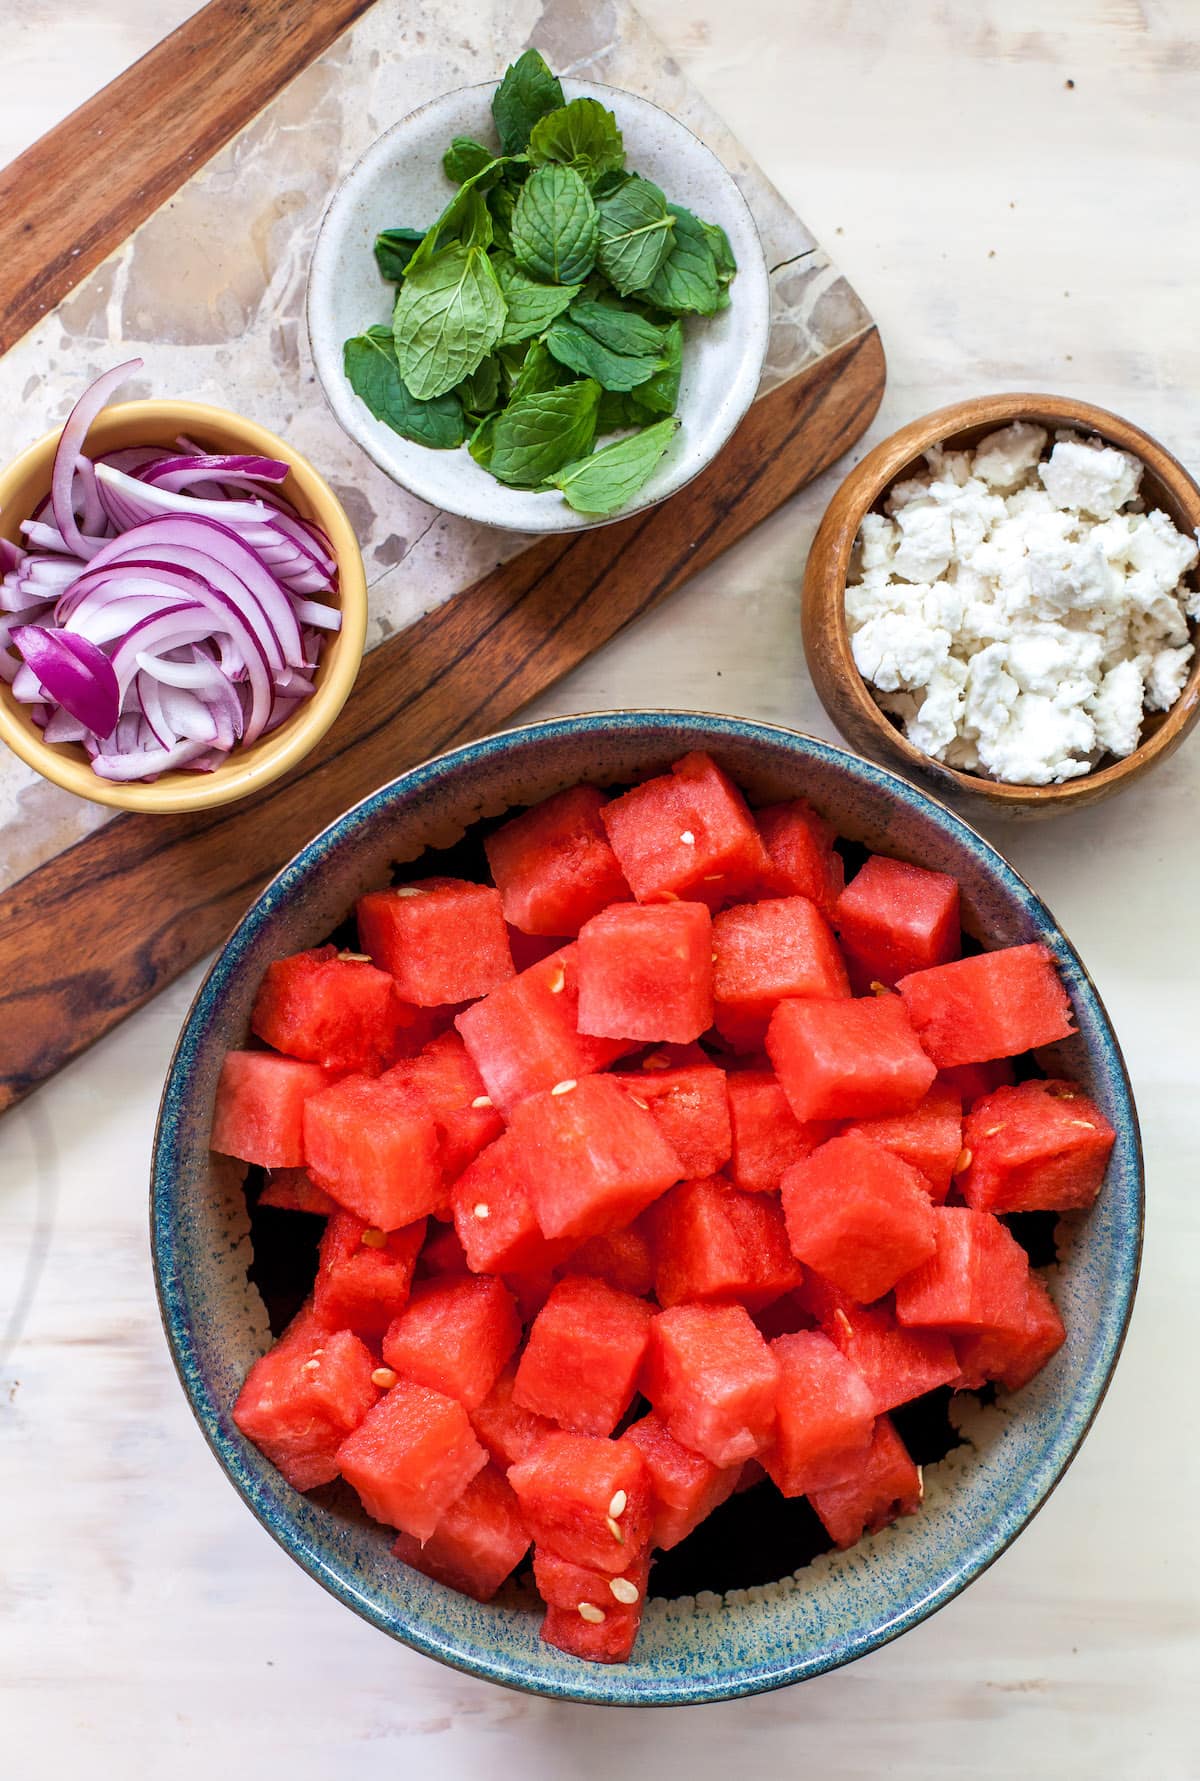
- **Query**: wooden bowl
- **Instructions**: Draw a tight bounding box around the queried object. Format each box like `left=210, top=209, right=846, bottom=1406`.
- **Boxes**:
left=801, top=393, right=1200, bottom=820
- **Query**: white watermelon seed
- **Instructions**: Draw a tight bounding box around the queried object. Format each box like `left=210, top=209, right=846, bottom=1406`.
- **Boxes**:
left=606, top=1516, right=625, bottom=1543
left=371, top=1367, right=397, bottom=1389
left=578, top=1602, right=606, bottom=1624
left=608, top=1490, right=627, bottom=1517
left=395, top=886, right=423, bottom=897
left=551, top=1079, right=577, bottom=1096
left=631, top=1096, right=649, bottom=1111
left=1069, top=1119, right=1096, bottom=1130
left=549, top=967, right=566, bottom=994
left=337, top=950, right=372, bottom=962
left=680, top=831, right=696, bottom=845
left=303, top=1358, right=321, bottom=1371
left=471, top=1095, right=493, bottom=1109
left=953, top=1148, right=972, bottom=1175
left=473, top=1203, right=490, bottom=1220
left=643, top=1053, right=670, bottom=1071
left=702, top=874, right=724, bottom=882
left=917, top=1465, right=925, bottom=1501
left=984, top=1125, right=1004, bottom=1136
left=361, top=1227, right=387, bottom=1249
left=609, top=1578, right=639, bottom=1604
left=834, top=1309, right=853, bottom=1338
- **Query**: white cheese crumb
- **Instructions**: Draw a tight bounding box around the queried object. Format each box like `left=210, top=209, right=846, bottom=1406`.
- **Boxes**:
left=1038, top=438, right=1141, bottom=519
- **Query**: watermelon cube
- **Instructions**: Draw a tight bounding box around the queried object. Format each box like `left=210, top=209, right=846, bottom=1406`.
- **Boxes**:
left=755, top=798, right=845, bottom=914
left=893, top=1206, right=1031, bottom=1336
left=642, top=1303, right=779, bottom=1468
left=762, top=1331, right=875, bottom=1497
left=841, top=1079, right=964, bottom=1203
left=212, top=1051, right=336, bottom=1168
left=514, top=1276, right=654, bottom=1436
left=954, top=1273, right=1067, bottom=1393
left=808, top=1415, right=922, bottom=1549
left=622, top=1411, right=740, bottom=1549
left=507, top=926, right=567, bottom=973
left=507, top=1431, right=653, bottom=1573
left=357, top=877, right=514, bottom=1006
left=897, top=942, right=1075, bottom=1067
left=938, top=1058, right=1016, bottom=1107
left=799, top=1275, right=959, bottom=1414
left=834, top=856, right=961, bottom=992
left=233, top=1302, right=380, bottom=1491
left=471, top=1361, right=556, bottom=1469
left=382, top=1275, right=521, bottom=1410
left=566, top=1221, right=657, bottom=1298
left=712, top=896, right=850, bottom=1049
left=509, top=1076, right=683, bottom=1242
left=533, top=1543, right=651, bottom=1614
left=455, top=943, right=627, bottom=1117
left=312, top=1210, right=426, bottom=1339
left=540, top=1600, right=642, bottom=1664
left=781, top=1134, right=937, bottom=1303
left=609, top=1061, right=731, bottom=1179
left=576, top=902, right=713, bottom=1044
left=484, top=785, right=631, bottom=936
left=767, top=994, right=936, bottom=1123
left=250, top=945, right=415, bottom=1075
left=959, top=1078, right=1116, bottom=1214
left=418, top=1220, right=470, bottom=1278
left=601, top=751, right=773, bottom=908
left=303, top=1072, right=444, bottom=1230
left=451, top=1133, right=575, bottom=1278
left=651, top=1174, right=802, bottom=1311
left=726, top=1069, right=832, bottom=1193
left=258, top=1168, right=339, bottom=1216
left=336, top=1379, right=487, bottom=1540
left=382, top=1031, right=504, bottom=1184
left=392, top=1464, right=530, bottom=1601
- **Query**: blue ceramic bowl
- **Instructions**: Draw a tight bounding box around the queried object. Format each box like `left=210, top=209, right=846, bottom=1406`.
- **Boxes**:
left=151, top=712, right=1142, bottom=1706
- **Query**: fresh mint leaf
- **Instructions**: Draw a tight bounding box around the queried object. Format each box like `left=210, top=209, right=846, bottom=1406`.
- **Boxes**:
left=566, top=297, right=670, bottom=359
left=455, top=353, right=502, bottom=417
left=596, top=388, right=647, bottom=431
left=374, top=227, right=426, bottom=283
left=544, top=317, right=664, bottom=392
left=510, top=164, right=597, bottom=285
left=443, top=137, right=498, bottom=185
left=630, top=318, right=683, bottom=415
left=507, top=337, right=570, bottom=403
left=406, top=167, right=505, bottom=276
left=488, top=181, right=518, bottom=252
left=701, top=218, right=738, bottom=283
left=595, top=176, right=675, bottom=295
left=644, top=204, right=720, bottom=315
left=492, top=48, right=564, bottom=154
left=493, top=252, right=580, bottom=344
left=547, top=416, right=680, bottom=514
left=343, top=326, right=466, bottom=448
left=393, top=243, right=507, bottom=400
left=468, top=411, right=499, bottom=470
left=488, top=378, right=601, bottom=487
left=591, top=169, right=632, bottom=200
left=528, top=98, right=625, bottom=182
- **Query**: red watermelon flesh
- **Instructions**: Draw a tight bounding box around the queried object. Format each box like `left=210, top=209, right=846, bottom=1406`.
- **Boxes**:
left=392, top=1464, right=530, bottom=1602
left=250, top=945, right=416, bottom=1075
left=835, top=855, right=961, bottom=993
left=622, top=1410, right=741, bottom=1550
left=763, top=1331, right=875, bottom=1498
left=540, top=1600, right=642, bottom=1664
left=233, top=1303, right=380, bottom=1491
left=840, top=1079, right=964, bottom=1203
left=577, top=901, right=714, bottom=1044
left=726, top=1069, right=833, bottom=1193
left=601, top=751, right=773, bottom=908
left=507, top=927, right=568, bottom=972
left=767, top=994, right=937, bottom=1124
left=609, top=1062, right=731, bottom=1179
left=471, top=1361, right=556, bottom=1470
left=643, top=1302, right=780, bottom=1468
left=954, top=1273, right=1066, bottom=1393
left=533, top=1543, right=651, bottom=1613
left=485, top=784, right=631, bottom=937
left=336, top=1379, right=487, bottom=1540
left=258, top=1168, right=339, bottom=1216
left=799, top=1275, right=959, bottom=1414
left=510, top=1075, right=683, bottom=1243
left=507, top=1431, right=653, bottom=1574
left=381, top=1031, right=504, bottom=1185
left=809, top=1415, right=922, bottom=1549
left=567, top=1220, right=657, bottom=1298
left=382, top=1275, right=521, bottom=1411
left=894, top=1207, right=1031, bottom=1337
left=938, top=1058, right=1017, bottom=1107
left=356, top=877, right=514, bottom=1006
left=959, top=1078, right=1115, bottom=1214
left=212, top=1051, right=337, bottom=1168
left=451, top=1132, right=575, bottom=1278
left=755, top=798, right=845, bottom=915
left=651, top=1174, right=802, bottom=1311
left=312, top=1211, right=426, bottom=1339
left=781, top=1133, right=938, bottom=1304
left=303, top=1072, right=444, bottom=1230
left=418, top=1220, right=470, bottom=1278
left=514, top=1276, right=654, bottom=1437
left=712, top=896, right=850, bottom=1049
left=897, top=943, right=1075, bottom=1067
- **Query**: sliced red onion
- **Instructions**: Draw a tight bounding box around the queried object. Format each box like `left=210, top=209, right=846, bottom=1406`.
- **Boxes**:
left=138, top=454, right=290, bottom=492
left=90, top=735, right=212, bottom=781
left=0, top=538, right=24, bottom=575
left=10, top=622, right=120, bottom=737
left=51, top=358, right=143, bottom=559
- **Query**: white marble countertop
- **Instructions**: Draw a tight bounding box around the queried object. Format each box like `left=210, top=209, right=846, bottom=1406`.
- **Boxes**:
left=2, top=3, right=1197, bottom=1776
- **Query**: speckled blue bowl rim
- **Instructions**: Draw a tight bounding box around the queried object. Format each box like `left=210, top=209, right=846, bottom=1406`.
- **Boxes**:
left=151, top=711, right=1142, bottom=1707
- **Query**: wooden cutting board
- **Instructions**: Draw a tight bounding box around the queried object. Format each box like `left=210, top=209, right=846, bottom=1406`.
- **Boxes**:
left=0, top=0, right=885, bottom=1111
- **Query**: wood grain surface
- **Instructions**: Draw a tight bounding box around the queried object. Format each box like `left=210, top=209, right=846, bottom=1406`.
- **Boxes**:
left=0, top=0, right=373, bottom=356
left=0, top=325, right=884, bottom=1112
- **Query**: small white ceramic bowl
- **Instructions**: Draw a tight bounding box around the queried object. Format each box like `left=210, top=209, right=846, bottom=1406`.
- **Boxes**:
left=307, top=80, right=770, bottom=532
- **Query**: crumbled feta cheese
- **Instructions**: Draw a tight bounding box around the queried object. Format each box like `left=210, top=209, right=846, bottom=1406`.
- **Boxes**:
left=972, top=421, right=1048, bottom=491
left=1038, top=437, right=1141, bottom=519
left=1088, top=660, right=1146, bottom=757
left=851, top=611, right=951, bottom=692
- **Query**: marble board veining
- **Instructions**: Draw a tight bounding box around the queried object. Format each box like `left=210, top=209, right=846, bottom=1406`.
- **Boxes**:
left=0, top=0, right=873, bottom=896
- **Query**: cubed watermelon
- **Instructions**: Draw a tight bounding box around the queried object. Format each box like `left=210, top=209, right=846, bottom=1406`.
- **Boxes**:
left=621, top=1411, right=740, bottom=1549
left=766, top=994, right=936, bottom=1123
left=381, top=1031, right=504, bottom=1184
left=357, top=878, right=514, bottom=1006
left=250, top=945, right=416, bottom=1075
left=419, top=1220, right=471, bottom=1278
left=540, top=1600, right=642, bottom=1664
left=893, top=1206, right=1030, bottom=1337
left=609, top=1062, right=731, bottom=1178
left=959, top=1078, right=1115, bottom=1213
left=726, top=1069, right=832, bottom=1193
left=507, top=1432, right=653, bottom=1574
left=212, top=1051, right=337, bottom=1168
left=798, top=1275, right=959, bottom=1414
left=897, top=942, right=1075, bottom=1067
left=954, top=1273, right=1066, bottom=1393
left=576, top=902, right=713, bottom=1044
left=336, top=1380, right=487, bottom=1540
left=642, top=1303, right=779, bottom=1468
left=485, top=785, right=631, bottom=936
left=781, top=1134, right=937, bottom=1303
left=841, top=1079, right=964, bottom=1203
left=507, top=926, right=567, bottom=973
left=808, top=1415, right=922, bottom=1549
left=834, top=856, right=961, bottom=992
left=471, top=1361, right=556, bottom=1469
left=312, top=1210, right=426, bottom=1339
left=566, top=1221, right=657, bottom=1298
left=762, top=1331, right=875, bottom=1497
left=455, top=943, right=627, bottom=1117
left=532, top=1543, right=651, bottom=1614
left=509, top=1076, right=682, bottom=1242
left=601, top=751, right=772, bottom=908
left=755, top=798, right=845, bottom=914
left=712, top=895, right=849, bottom=1048
left=392, top=1464, right=530, bottom=1601
left=303, top=1072, right=444, bottom=1230
left=514, top=1276, right=654, bottom=1436
left=382, top=1275, right=521, bottom=1410
left=232, top=1302, right=380, bottom=1491
left=651, top=1174, right=802, bottom=1311
left=258, top=1168, right=339, bottom=1216
left=451, top=1132, right=574, bottom=1278
left=938, top=1058, right=1016, bottom=1106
